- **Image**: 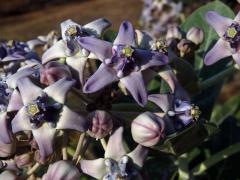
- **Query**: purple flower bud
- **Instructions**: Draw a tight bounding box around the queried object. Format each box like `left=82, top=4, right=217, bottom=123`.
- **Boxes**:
left=186, top=27, right=204, bottom=45
left=131, top=112, right=165, bottom=147
left=166, top=25, right=182, bottom=41
left=42, top=160, right=81, bottom=180
left=87, top=110, right=113, bottom=139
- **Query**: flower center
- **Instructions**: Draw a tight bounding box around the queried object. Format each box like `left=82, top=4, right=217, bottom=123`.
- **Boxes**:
left=65, top=26, right=79, bottom=37
left=122, top=46, right=134, bottom=57
left=224, top=23, right=240, bottom=50
left=151, top=39, right=168, bottom=54
left=190, top=105, right=201, bottom=121
left=26, top=94, right=62, bottom=128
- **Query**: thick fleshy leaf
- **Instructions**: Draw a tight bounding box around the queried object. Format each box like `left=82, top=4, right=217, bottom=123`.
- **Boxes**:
left=66, top=55, right=87, bottom=85
left=6, top=67, right=35, bottom=89
left=44, top=78, right=75, bottom=104
left=11, top=108, right=32, bottom=133
left=61, top=19, right=81, bottom=41
left=204, top=39, right=232, bottom=65
left=114, top=21, right=136, bottom=47
left=148, top=94, right=173, bottom=112
left=205, top=11, right=233, bottom=37
left=17, top=78, right=43, bottom=105
left=120, top=72, right=147, bottom=107
left=32, top=124, right=56, bottom=160
left=56, top=106, right=87, bottom=132
left=232, top=52, right=240, bottom=65
left=137, top=49, right=169, bottom=71
left=42, top=40, right=66, bottom=64
left=0, top=112, right=12, bottom=144
left=127, top=145, right=148, bottom=168
left=7, top=89, right=23, bottom=112
left=78, top=37, right=112, bottom=61
left=83, top=18, right=111, bottom=37
left=80, top=158, right=105, bottom=179
left=83, top=64, right=118, bottom=93
left=105, top=127, right=127, bottom=160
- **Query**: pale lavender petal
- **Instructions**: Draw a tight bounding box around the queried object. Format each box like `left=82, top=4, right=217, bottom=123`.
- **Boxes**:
left=32, top=124, right=56, bottom=160
left=0, top=112, right=12, bottom=144
left=44, top=78, right=75, bottom=104
left=78, top=37, right=112, bottom=61
left=0, top=170, right=17, bottom=179
left=232, top=52, right=240, bottom=65
left=1, top=54, right=25, bottom=62
left=80, top=158, right=105, bottom=179
left=114, top=21, right=136, bottom=46
left=137, top=49, right=169, bottom=71
left=17, top=78, right=43, bottom=105
left=66, top=55, right=87, bottom=85
left=83, top=18, right=111, bottom=37
left=148, top=94, right=173, bottom=112
left=234, top=11, right=240, bottom=22
left=204, top=39, right=232, bottom=65
left=61, top=19, right=81, bottom=41
left=42, top=40, right=66, bottom=64
left=11, top=108, right=31, bottom=133
left=7, top=89, right=23, bottom=112
left=178, top=115, right=192, bottom=125
left=6, top=67, right=36, bottom=89
left=135, top=29, right=153, bottom=49
left=120, top=72, right=147, bottom=107
left=0, top=143, right=15, bottom=158
left=83, top=64, right=118, bottom=93
left=158, top=67, right=177, bottom=93
left=127, top=145, right=148, bottom=168
left=105, top=127, right=127, bottom=160
left=206, top=11, right=234, bottom=37
left=56, top=106, right=87, bottom=132
left=27, top=39, right=45, bottom=49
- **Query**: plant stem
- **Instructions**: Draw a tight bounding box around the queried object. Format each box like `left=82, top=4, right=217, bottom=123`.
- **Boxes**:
left=72, top=133, right=86, bottom=161
left=75, top=136, right=91, bottom=165
left=199, top=65, right=237, bottom=90
left=26, top=162, right=40, bottom=176
left=62, top=131, right=68, bottom=160
left=192, top=143, right=240, bottom=175
left=100, top=138, right=107, bottom=150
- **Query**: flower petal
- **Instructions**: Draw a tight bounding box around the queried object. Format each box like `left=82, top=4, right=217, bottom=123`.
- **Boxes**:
left=158, top=66, right=177, bottom=93
left=32, top=124, right=56, bottom=160
left=232, top=52, right=240, bottom=65
left=61, top=19, right=81, bottom=41
left=127, top=145, right=148, bottom=168
left=78, top=37, right=112, bottom=61
left=114, top=21, right=136, bottom=46
left=0, top=143, right=15, bottom=158
left=11, top=108, right=31, bottom=133
left=83, top=64, right=118, bottom=93
left=206, top=11, right=234, bottom=37
left=1, top=54, right=25, bottom=62
left=7, top=89, right=23, bottom=112
left=44, top=78, right=75, bottom=104
left=80, top=158, right=105, bottom=179
left=0, top=112, right=12, bottom=144
left=148, top=94, right=173, bottom=112
left=120, top=72, right=147, bottom=107
left=56, top=106, right=87, bottom=132
left=66, top=55, right=88, bottom=85
left=42, top=40, right=67, bottom=64
left=105, top=127, right=127, bottom=161
left=0, top=170, right=17, bottom=179
left=27, top=39, right=45, bottom=49
left=83, top=18, right=111, bottom=37
left=137, top=49, right=169, bottom=71
left=234, top=11, right=240, bottom=22
left=204, top=39, right=232, bottom=65
left=135, top=29, right=153, bottom=49
left=17, top=78, right=43, bottom=105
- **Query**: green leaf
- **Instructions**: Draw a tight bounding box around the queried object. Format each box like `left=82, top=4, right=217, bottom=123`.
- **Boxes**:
left=210, top=95, right=240, bottom=125
left=103, top=29, right=117, bottom=42
left=181, top=0, right=235, bottom=71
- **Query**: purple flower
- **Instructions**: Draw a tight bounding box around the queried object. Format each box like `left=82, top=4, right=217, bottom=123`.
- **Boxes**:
left=204, top=11, right=240, bottom=65
left=80, top=127, right=148, bottom=179
left=11, top=77, right=87, bottom=161
left=42, top=19, right=111, bottom=85
left=79, top=21, right=168, bottom=106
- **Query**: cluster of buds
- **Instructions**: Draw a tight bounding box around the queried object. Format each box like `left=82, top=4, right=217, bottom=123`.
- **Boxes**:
left=0, top=12, right=207, bottom=179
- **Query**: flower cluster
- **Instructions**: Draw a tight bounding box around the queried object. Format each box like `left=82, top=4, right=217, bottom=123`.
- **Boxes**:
left=0, top=6, right=238, bottom=179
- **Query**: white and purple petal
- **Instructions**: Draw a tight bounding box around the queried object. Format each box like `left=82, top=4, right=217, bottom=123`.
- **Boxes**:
left=80, top=158, right=105, bottom=179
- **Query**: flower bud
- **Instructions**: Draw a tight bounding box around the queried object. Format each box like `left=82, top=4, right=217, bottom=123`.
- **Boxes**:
left=166, top=24, right=182, bottom=41
left=186, top=27, right=204, bottom=45
left=14, top=153, right=33, bottom=168
left=177, top=39, right=193, bottom=57
left=131, top=112, right=165, bottom=147
left=42, top=160, right=81, bottom=180
left=87, top=110, right=113, bottom=139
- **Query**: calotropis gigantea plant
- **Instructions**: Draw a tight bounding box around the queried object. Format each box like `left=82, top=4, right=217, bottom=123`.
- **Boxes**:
left=0, top=1, right=240, bottom=179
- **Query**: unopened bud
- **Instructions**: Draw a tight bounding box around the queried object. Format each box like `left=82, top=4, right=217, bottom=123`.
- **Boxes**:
left=186, top=27, right=204, bottom=45
left=131, top=112, right=165, bottom=147
left=42, top=161, right=81, bottom=180
left=166, top=25, right=182, bottom=41
left=87, top=110, right=113, bottom=139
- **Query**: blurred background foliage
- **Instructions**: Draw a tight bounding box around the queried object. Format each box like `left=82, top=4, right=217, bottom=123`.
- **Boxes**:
left=1, top=0, right=240, bottom=179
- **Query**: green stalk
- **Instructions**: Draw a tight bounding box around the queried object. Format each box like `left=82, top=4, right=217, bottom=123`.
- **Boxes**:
left=192, top=143, right=240, bottom=175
